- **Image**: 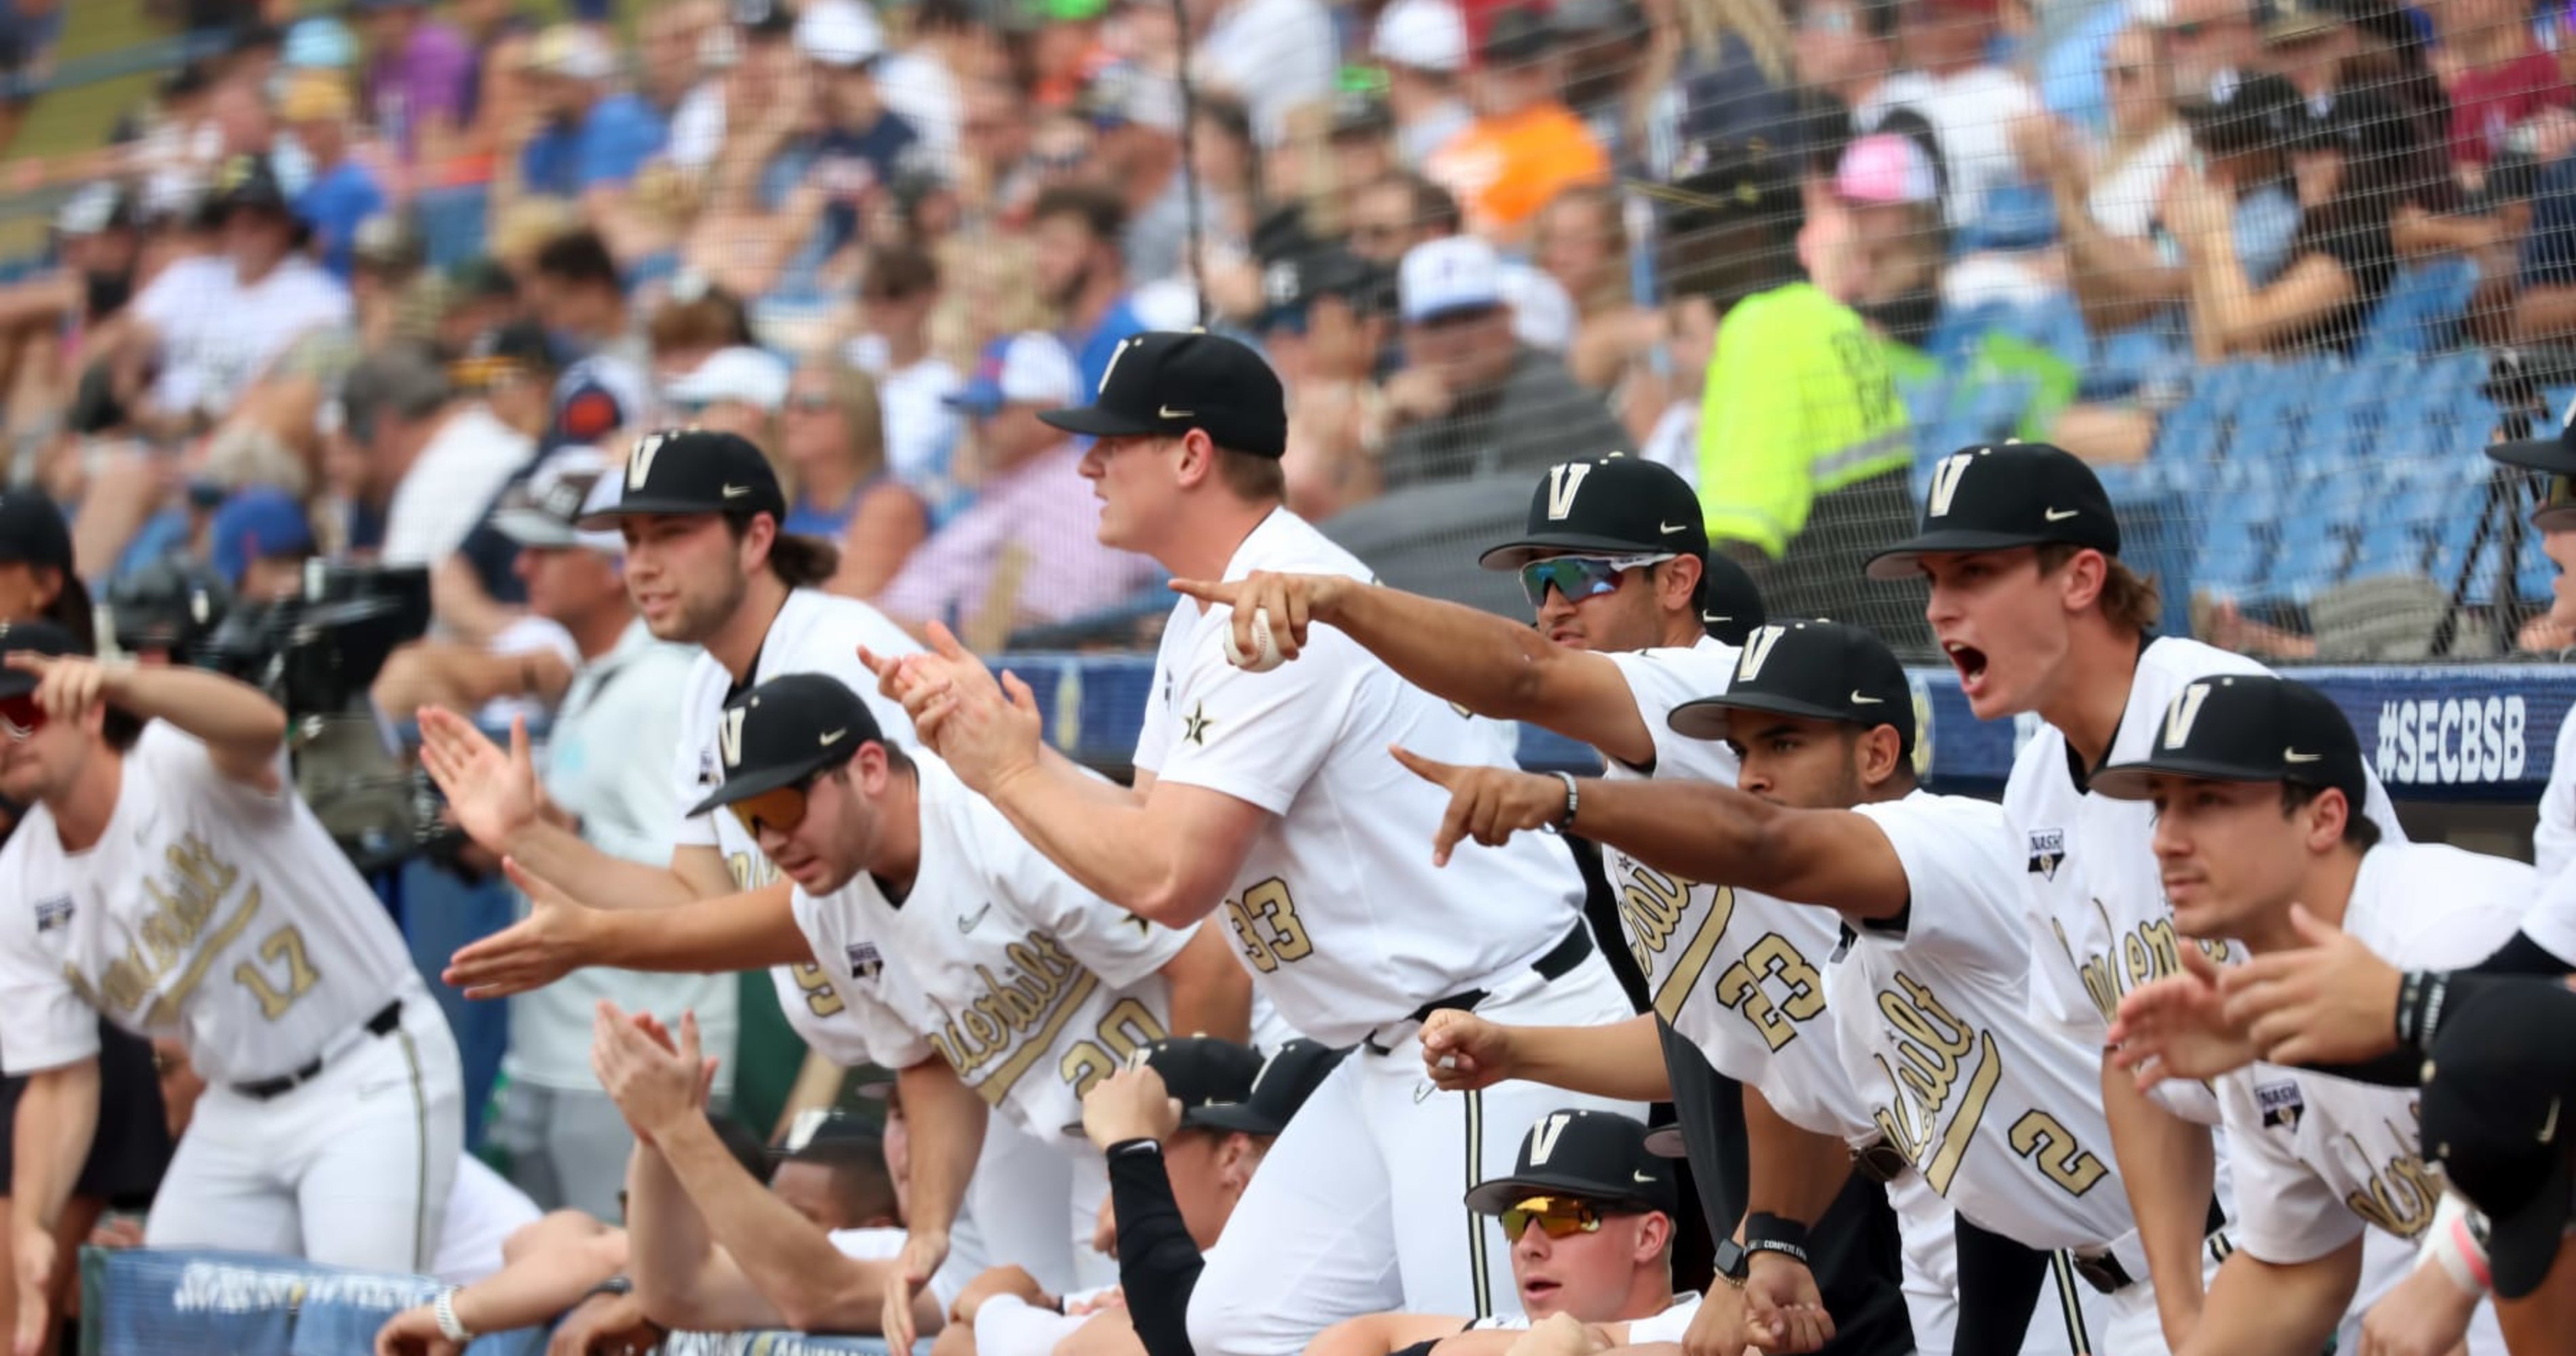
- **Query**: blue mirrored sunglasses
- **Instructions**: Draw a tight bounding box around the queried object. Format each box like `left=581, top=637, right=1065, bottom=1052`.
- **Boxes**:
left=1516, top=553, right=1676, bottom=609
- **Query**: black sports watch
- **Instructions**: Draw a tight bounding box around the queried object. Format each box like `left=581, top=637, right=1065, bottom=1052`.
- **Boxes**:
left=1712, top=1238, right=1750, bottom=1288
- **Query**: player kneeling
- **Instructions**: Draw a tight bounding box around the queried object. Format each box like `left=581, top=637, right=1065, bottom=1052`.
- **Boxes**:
left=0, top=621, right=463, bottom=1334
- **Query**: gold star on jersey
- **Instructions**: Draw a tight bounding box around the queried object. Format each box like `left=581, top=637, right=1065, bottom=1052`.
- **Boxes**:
left=1182, top=701, right=1215, bottom=746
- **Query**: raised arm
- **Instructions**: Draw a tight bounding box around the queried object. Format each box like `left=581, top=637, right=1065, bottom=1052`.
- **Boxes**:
left=1168, top=572, right=1660, bottom=768
left=12, top=654, right=286, bottom=789
left=1385, top=749, right=1911, bottom=921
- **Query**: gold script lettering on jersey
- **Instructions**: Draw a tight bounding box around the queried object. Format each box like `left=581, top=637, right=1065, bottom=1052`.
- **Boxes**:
left=82, top=835, right=255, bottom=1026
left=1870, top=970, right=2003, bottom=1195
left=927, top=932, right=1109, bottom=1106
left=2055, top=899, right=2229, bottom=1029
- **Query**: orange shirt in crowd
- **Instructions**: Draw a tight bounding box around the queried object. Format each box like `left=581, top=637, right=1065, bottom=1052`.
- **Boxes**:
left=1426, top=102, right=1610, bottom=240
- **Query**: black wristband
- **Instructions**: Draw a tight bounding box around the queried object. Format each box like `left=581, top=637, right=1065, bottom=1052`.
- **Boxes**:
left=2397, top=970, right=2451, bottom=1051
left=2396, top=970, right=2425, bottom=1046
left=1109, top=1138, right=1163, bottom=1158
left=1553, top=772, right=1579, bottom=831
left=1744, top=1212, right=1812, bottom=1255
left=1745, top=1238, right=1812, bottom=1268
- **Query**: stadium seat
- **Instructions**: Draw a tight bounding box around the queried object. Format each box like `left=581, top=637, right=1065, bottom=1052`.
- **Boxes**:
left=2358, top=256, right=2480, bottom=359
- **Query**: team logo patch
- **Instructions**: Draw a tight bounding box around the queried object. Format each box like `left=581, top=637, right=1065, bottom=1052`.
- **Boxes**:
left=2257, top=1079, right=2305, bottom=1132
left=2028, top=829, right=2066, bottom=880
left=845, top=941, right=885, bottom=981
left=698, top=750, right=720, bottom=788
left=32, top=896, right=72, bottom=934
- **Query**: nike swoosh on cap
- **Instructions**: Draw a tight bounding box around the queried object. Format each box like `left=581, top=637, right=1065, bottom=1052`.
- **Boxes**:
left=1631, top=1170, right=1657, bottom=1184
left=723, top=484, right=755, bottom=498
left=2283, top=750, right=2321, bottom=762
left=2043, top=507, right=2080, bottom=521
left=820, top=728, right=849, bottom=746
left=1659, top=521, right=1690, bottom=534
left=1159, top=405, right=1195, bottom=419
left=1850, top=692, right=1886, bottom=705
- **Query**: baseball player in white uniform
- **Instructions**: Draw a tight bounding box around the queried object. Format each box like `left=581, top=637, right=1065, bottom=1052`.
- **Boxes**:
left=868, top=332, right=1640, bottom=1356
left=414, top=429, right=1098, bottom=1301
left=654, top=669, right=1253, bottom=1339
left=2087, top=675, right=2518, bottom=1355
left=1390, top=620, right=2152, bottom=1355
left=0, top=621, right=464, bottom=1333
left=1188, top=456, right=1917, bottom=1356
left=1866, top=442, right=2413, bottom=1352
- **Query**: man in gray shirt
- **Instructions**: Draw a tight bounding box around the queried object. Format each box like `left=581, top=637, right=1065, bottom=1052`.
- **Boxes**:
left=1381, top=235, right=1630, bottom=491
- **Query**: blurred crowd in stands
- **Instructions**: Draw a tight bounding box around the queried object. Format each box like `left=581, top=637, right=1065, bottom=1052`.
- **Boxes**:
left=0, top=0, right=2571, bottom=656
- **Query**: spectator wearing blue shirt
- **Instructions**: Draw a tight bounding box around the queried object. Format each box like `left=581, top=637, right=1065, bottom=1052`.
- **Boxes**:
left=509, top=25, right=668, bottom=207
left=1031, top=182, right=1150, bottom=395
left=737, top=1, right=921, bottom=303
left=279, top=71, right=385, bottom=281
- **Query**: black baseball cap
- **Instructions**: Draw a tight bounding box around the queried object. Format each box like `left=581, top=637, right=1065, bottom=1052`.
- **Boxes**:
left=1039, top=331, right=1289, bottom=459
left=1864, top=442, right=2120, bottom=580
left=1060, top=1035, right=1264, bottom=1134
left=1481, top=5, right=1555, bottom=65
left=1464, top=1109, right=1678, bottom=1216
left=683, top=673, right=884, bottom=818
left=0, top=491, right=75, bottom=573
left=2089, top=675, right=2369, bottom=807
left=1697, top=551, right=1767, bottom=646
left=0, top=620, right=83, bottom=700
left=580, top=428, right=788, bottom=525
left=1479, top=456, right=1708, bottom=570
left=1192, top=1039, right=1346, bottom=1137
left=2487, top=398, right=2576, bottom=527
left=1668, top=619, right=1914, bottom=760
left=2420, top=978, right=2576, bottom=1300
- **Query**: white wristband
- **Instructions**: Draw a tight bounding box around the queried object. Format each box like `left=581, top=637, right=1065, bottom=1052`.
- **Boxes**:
left=2418, top=1195, right=2492, bottom=1298
left=434, top=1287, right=476, bottom=1343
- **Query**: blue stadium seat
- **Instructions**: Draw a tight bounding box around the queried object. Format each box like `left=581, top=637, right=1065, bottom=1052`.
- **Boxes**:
left=2194, top=460, right=2286, bottom=598
left=2358, top=256, right=2480, bottom=359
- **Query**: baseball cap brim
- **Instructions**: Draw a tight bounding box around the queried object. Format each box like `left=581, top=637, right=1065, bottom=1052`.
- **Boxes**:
left=2487, top=1150, right=2576, bottom=1300
left=1863, top=528, right=2068, bottom=580
left=1477, top=532, right=1676, bottom=570
left=2486, top=435, right=2576, bottom=477
left=2088, top=755, right=2282, bottom=802
left=576, top=493, right=740, bottom=526
left=1667, top=690, right=1872, bottom=742
left=1463, top=1171, right=1661, bottom=1216
left=1188, top=1102, right=1287, bottom=1136
left=682, top=754, right=841, bottom=819
left=491, top=507, right=585, bottom=547
left=1038, top=402, right=1167, bottom=439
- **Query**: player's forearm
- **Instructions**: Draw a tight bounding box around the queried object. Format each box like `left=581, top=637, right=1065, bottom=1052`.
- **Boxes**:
left=2100, top=1057, right=2217, bottom=1332
left=451, top=1227, right=628, bottom=1334
left=653, top=1113, right=887, bottom=1330
left=9, top=1058, right=100, bottom=1234
left=111, top=665, right=287, bottom=766
left=626, top=1142, right=715, bottom=1319
left=1504, top=1014, right=1674, bottom=1102
left=2175, top=1245, right=2360, bottom=1356
left=1323, top=584, right=1645, bottom=754
left=1740, top=1082, right=1853, bottom=1229
left=983, top=764, right=1211, bottom=925
left=1570, top=778, right=1908, bottom=921
left=590, top=884, right=813, bottom=972
left=898, top=1058, right=987, bottom=1245
left=1158, top=925, right=1253, bottom=1041
left=501, top=823, right=705, bottom=911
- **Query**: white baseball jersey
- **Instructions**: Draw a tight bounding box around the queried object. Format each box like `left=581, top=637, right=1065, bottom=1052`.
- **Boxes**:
left=1598, top=637, right=1869, bottom=1141
left=1137, top=509, right=1589, bottom=1046
left=0, top=724, right=423, bottom=1085
left=787, top=753, right=1197, bottom=1140
left=430, top=1155, right=544, bottom=1286
left=667, top=586, right=923, bottom=1060
left=2007, top=637, right=2404, bottom=1123
left=2221, top=843, right=2531, bottom=1268
left=2519, top=857, right=2576, bottom=968
left=1468, top=1292, right=1704, bottom=1340
left=2535, top=703, right=2576, bottom=881
left=1832, top=793, right=2136, bottom=1252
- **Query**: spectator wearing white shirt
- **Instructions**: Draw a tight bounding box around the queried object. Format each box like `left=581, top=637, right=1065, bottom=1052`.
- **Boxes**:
left=1191, top=0, right=1338, bottom=146
left=845, top=243, right=967, bottom=523
left=1855, top=0, right=2038, bottom=235
left=1374, top=0, right=1474, bottom=167
left=340, top=343, right=534, bottom=571
left=123, top=153, right=350, bottom=434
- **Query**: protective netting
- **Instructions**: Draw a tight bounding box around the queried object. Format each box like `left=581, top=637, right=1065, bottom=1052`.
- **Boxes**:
left=3, top=0, right=2570, bottom=662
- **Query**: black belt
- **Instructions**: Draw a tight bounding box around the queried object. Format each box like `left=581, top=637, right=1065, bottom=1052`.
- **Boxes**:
left=230, top=1000, right=403, bottom=1101
left=1366, top=923, right=1594, bottom=1054
left=1851, top=1138, right=1910, bottom=1186
left=2075, top=1198, right=2229, bottom=1295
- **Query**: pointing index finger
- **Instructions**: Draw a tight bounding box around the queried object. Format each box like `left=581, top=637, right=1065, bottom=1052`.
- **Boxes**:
left=1386, top=744, right=1457, bottom=786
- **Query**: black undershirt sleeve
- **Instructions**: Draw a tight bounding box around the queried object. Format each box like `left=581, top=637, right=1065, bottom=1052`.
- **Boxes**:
left=1108, top=1142, right=1207, bottom=1356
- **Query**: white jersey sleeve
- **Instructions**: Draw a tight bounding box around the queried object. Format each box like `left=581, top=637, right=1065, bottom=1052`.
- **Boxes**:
left=963, top=786, right=1190, bottom=991
left=667, top=653, right=727, bottom=852
left=1601, top=642, right=1742, bottom=780
left=788, top=886, right=938, bottom=1069
left=1146, top=611, right=1342, bottom=815
left=0, top=834, right=102, bottom=1074
left=2535, top=704, right=2576, bottom=883
left=1851, top=795, right=2028, bottom=980
left=1131, top=601, right=1188, bottom=778
left=2218, top=1066, right=2367, bottom=1264
left=1624, top=1294, right=1704, bottom=1345
left=2520, top=862, right=2576, bottom=968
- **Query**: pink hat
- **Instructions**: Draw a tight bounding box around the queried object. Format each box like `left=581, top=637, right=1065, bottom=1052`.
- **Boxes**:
left=1835, top=133, right=1937, bottom=207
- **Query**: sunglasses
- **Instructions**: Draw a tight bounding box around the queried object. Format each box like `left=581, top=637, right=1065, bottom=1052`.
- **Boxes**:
left=1501, top=1195, right=1607, bottom=1239
left=785, top=393, right=838, bottom=414
left=1, top=692, right=45, bottom=742
left=1516, top=553, right=1676, bottom=608
left=2110, top=64, right=2147, bottom=81
left=726, top=772, right=826, bottom=837
left=2528, top=472, right=2576, bottom=525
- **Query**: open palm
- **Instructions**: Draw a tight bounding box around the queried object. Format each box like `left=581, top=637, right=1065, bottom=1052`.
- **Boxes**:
left=416, top=708, right=541, bottom=850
